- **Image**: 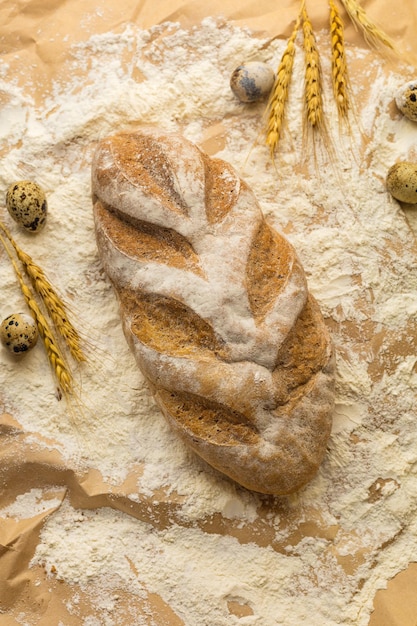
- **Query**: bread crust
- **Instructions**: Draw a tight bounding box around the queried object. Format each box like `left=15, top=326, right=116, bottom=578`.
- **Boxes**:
left=92, top=128, right=335, bottom=495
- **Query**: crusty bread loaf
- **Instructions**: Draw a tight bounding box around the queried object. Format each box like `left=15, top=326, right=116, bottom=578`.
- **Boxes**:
left=91, top=127, right=335, bottom=495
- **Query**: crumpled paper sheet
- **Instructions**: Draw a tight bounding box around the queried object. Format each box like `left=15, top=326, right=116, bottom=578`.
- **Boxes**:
left=1, top=1, right=417, bottom=624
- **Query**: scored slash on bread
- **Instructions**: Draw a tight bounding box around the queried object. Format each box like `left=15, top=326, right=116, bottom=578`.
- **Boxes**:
left=91, top=127, right=335, bottom=495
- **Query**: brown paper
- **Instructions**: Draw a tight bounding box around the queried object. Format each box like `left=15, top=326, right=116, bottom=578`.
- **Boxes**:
left=2, top=1, right=417, bottom=624
left=369, top=564, right=417, bottom=626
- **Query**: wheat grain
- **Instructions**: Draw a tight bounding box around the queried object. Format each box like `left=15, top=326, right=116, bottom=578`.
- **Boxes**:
left=339, top=0, right=395, bottom=51
left=0, top=221, right=86, bottom=362
left=329, top=0, right=351, bottom=119
left=265, top=10, right=302, bottom=155
left=0, top=233, right=73, bottom=393
left=302, top=4, right=324, bottom=129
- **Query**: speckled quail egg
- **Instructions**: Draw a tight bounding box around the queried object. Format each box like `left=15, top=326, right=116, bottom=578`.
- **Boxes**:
left=230, top=62, right=275, bottom=103
left=6, top=180, right=48, bottom=232
left=0, top=313, right=38, bottom=354
left=395, top=81, right=417, bottom=121
left=386, top=161, right=417, bottom=204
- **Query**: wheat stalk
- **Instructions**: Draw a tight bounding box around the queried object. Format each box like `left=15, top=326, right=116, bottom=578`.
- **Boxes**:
left=0, top=233, right=72, bottom=393
left=329, top=0, right=351, bottom=119
left=0, top=221, right=86, bottom=362
left=339, top=0, right=395, bottom=51
left=302, top=3, right=325, bottom=129
left=265, top=9, right=303, bottom=156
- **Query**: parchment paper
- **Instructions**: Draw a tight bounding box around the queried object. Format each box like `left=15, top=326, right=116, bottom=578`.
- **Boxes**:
left=1, top=1, right=417, bottom=624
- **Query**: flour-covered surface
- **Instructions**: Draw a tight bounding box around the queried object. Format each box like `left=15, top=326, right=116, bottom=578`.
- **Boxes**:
left=1, top=1, right=417, bottom=625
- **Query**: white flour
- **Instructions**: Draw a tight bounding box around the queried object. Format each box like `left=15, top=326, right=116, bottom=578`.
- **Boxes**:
left=1, top=15, right=417, bottom=626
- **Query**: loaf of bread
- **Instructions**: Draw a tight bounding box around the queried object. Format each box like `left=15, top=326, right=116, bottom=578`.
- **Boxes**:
left=91, top=127, right=335, bottom=495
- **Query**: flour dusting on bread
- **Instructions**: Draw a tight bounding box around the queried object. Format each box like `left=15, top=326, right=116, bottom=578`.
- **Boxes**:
left=92, top=127, right=335, bottom=494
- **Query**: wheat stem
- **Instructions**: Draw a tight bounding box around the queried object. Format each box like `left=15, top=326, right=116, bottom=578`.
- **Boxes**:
left=329, top=0, right=351, bottom=119
left=0, top=221, right=86, bottom=362
left=0, top=233, right=72, bottom=394
left=302, top=3, right=324, bottom=129
left=339, top=0, right=395, bottom=51
left=265, top=5, right=303, bottom=156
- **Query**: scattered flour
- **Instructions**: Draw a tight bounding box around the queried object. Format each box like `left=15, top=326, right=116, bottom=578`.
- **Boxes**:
left=1, top=14, right=417, bottom=626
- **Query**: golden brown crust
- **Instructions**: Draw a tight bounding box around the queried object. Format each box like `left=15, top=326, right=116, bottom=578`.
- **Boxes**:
left=92, top=127, right=335, bottom=495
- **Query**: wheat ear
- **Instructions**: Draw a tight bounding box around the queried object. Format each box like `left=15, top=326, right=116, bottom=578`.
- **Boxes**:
left=329, top=0, right=351, bottom=120
left=0, top=233, right=72, bottom=393
left=0, top=221, right=86, bottom=362
left=301, top=3, right=325, bottom=129
left=339, top=0, right=395, bottom=51
left=265, top=9, right=302, bottom=156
